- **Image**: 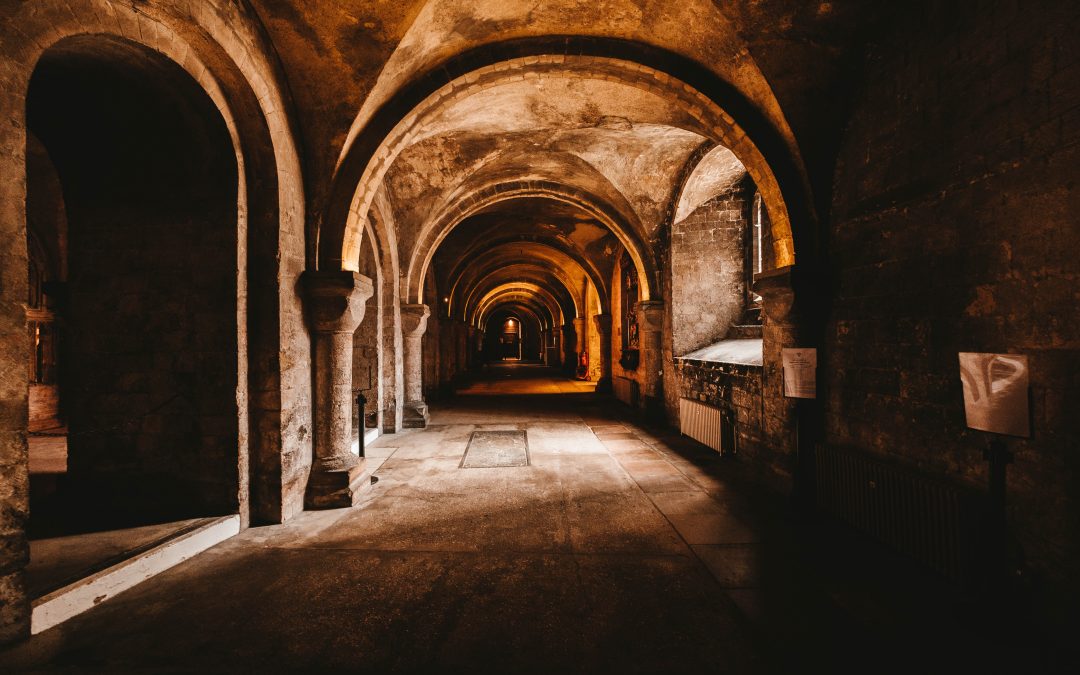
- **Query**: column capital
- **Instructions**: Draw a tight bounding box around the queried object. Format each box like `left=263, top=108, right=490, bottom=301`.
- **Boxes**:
left=752, top=266, right=796, bottom=324
left=401, top=303, right=431, bottom=337
left=636, top=300, right=664, bottom=332
left=593, top=313, right=612, bottom=333
left=302, top=271, right=374, bottom=334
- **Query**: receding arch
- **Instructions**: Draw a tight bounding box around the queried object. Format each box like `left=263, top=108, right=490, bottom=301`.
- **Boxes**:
left=460, top=262, right=587, bottom=321
left=474, top=283, right=566, bottom=329
left=444, top=238, right=610, bottom=316
left=412, top=185, right=653, bottom=305
left=478, top=294, right=558, bottom=334
left=321, top=38, right=816, bottom=284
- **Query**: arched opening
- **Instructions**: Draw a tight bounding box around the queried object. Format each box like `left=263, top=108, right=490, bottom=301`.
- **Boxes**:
left=322, top=41, right=811, bottom=278
left=490, top=312, right=524, bottom=361
left=24, top=35, right=242, bottom=598
left=352, top=221, right=384, bottom=450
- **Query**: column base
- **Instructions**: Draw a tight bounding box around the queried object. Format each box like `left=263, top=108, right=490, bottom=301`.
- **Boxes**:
left=403, top=401, right=429, bottom=428
left=305, top=462, right=373, bottom=510
left=595, top=377, right=613, bottom=394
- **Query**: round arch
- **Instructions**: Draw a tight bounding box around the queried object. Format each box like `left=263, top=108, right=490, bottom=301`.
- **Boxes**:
left=413, top=184, right=651, bottom=305
left=0, top=0, right=306, bottom=556
left=444, top=237, right=611, bottom=316
left=321, top=37, right=816, bottom=287
left=474, top=284, right=566, bottom=330
left=456, top=262, right=584, bottom=323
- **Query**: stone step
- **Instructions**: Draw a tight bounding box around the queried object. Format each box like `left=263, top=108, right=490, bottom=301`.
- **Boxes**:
left=728, top=324, right=763, bottom=339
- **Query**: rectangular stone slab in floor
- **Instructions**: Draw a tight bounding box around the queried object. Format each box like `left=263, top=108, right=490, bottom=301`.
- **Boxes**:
left=461, top=431, right=530, bottom=468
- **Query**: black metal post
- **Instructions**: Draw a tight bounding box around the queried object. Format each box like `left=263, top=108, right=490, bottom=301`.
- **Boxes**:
left=356, top=393, right=367, bottom=458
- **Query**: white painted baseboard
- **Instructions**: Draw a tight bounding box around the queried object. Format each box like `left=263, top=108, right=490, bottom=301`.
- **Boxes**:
left=31, top=514, right=241, bottom=634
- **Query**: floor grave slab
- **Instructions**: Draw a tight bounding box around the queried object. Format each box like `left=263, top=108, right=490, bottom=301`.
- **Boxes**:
left=461, top=430, right=530, bottom=468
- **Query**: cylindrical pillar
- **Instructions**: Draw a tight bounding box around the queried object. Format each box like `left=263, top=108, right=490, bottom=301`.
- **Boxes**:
left=302, top=271, right=374, bottom=508
left=401, top=303, right=431, bottom=427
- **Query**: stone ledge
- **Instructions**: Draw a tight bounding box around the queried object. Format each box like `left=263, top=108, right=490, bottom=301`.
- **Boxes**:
left=676, top=338, right=763, bottom=367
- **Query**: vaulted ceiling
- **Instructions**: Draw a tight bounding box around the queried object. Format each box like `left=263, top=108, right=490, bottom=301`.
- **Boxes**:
left=245, top=0, right=896, bottom=327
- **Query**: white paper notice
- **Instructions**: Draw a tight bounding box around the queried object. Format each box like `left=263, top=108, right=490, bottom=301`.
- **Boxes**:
left=782, top=348, right=817, bottom=399
left=958, top=352, right=1030, bottom=437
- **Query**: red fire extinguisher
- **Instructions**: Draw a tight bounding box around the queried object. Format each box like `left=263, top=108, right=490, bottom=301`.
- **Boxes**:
left=576, top=350, right=588, bottom=379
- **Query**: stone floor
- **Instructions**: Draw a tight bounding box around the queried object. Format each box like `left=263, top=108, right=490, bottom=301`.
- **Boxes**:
left=1, top=366, right=1072, bottom=673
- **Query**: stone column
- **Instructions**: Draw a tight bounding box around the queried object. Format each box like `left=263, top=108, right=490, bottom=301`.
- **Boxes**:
left=572, top=316, right=587, bottom=378
left=302, top=271, right=374, bottom=509
left=636, top=300, right=664, bottom=414
left=593, top=313, right=613, bottom=393
left=753, top=267, right=803, bottom=495
left=401, top=303, right=431, bottom=428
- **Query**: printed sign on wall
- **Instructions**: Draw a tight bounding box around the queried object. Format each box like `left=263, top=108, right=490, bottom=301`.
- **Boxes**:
left=782, top=348, right=817, bottom=399
left=958, top=352, right=1030, bottom=437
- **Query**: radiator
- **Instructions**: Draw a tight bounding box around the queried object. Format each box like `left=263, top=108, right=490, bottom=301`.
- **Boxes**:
left=815, top=444, right=982, bottom=581
left=679, top=398, right=728, bottom=455
left=613, top=376, right=639, bottom=407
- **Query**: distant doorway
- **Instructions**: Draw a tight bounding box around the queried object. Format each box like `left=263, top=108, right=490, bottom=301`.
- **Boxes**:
left=500, top=316, right=522, bottom=360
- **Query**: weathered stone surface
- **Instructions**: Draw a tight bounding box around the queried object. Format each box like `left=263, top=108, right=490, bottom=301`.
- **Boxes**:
left=0, top=0, right=1077, bottom=652
left=302, top=271, right=373, bottom=507
left=827, top=0, right=1080, bottom=591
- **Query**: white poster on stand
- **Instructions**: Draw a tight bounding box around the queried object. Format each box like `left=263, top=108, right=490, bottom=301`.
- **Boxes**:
left=782, top=348, right=817, bottom=399
left=958, top=352, right=1030, bottom=437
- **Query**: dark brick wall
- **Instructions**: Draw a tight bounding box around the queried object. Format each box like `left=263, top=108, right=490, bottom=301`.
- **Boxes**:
left=29, top=43, right=241, bottom=519
left=828, top=0, right=1080, bottom=588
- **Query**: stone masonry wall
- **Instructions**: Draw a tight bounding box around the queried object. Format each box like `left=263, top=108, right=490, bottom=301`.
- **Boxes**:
left=663, top=185, right=752, bottom=422
left=30, top=45, right=241, bottom=519
left=669, top=181, right=751, bottom=357
left=828, top=0, right=1080, bottom=591
left=675, top=360, right=760, bottom=446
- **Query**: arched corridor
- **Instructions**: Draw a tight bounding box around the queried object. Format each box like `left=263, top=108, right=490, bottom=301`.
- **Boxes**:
left=1, top=1, right=1078, bottom=671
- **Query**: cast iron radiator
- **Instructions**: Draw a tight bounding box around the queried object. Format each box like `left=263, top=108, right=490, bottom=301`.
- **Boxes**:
left=815, top=444, right=983, bottom=581
left=679, top=398, right=728, bottom=455
left=613, top=376, right=639, bottom=407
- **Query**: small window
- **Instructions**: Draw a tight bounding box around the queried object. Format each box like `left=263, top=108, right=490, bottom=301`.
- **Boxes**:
left=749, top=192, right=764, bottom=305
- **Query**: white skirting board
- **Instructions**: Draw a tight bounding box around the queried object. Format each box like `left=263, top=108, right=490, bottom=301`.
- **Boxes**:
left=31, top=514, right=241, bottom=634
left=364, top=427, right=381, bottom=448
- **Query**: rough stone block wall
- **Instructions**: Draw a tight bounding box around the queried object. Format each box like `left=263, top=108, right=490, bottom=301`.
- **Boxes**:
left=675, top=360, right=760, bottom=442
left=28, top=42, right=242, bottom=520
left=673, top=359, right=793, bottom=488
left=65, top=207, right=239, bottom=518
left=662, top=185, right=753, bottom=422
left=828, top=0, right=1080, bottom=589
left=669, top=183, right=750, bottom=356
